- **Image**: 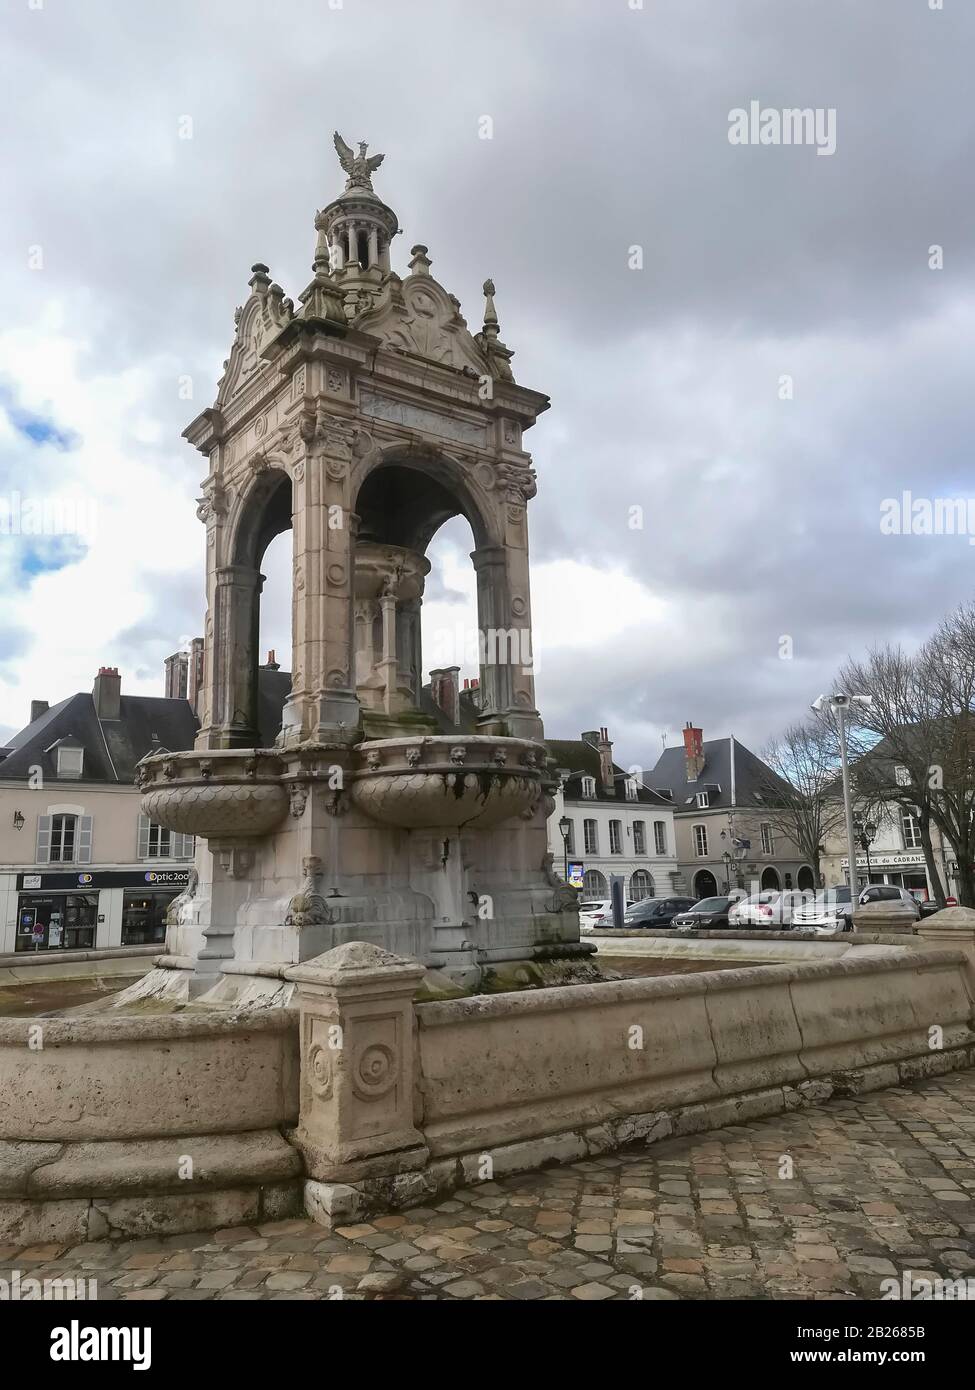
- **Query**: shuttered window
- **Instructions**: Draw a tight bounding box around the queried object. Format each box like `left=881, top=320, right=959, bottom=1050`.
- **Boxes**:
left=138, top=814, right=194, bottom=860
left=36, top=814, right=52, bottom=864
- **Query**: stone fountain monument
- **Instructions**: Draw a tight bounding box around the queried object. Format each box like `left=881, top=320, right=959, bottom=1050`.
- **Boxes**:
left=135, top=134, right=590, bottom=1005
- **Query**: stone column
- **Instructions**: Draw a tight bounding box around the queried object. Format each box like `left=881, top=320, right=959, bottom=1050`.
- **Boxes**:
left=471, top=544, right=513, bottom=724
left=316, top=437, right=361, bottom=737
left=283, top=942, right=427, bottom=1215
left=207, top=564, right=263, bottom=747
left=347, top=224, right=358, bottom=265
left=378, top=591, right=398, bottom=713
left=368, top=226, right=379, bottom=269
left=500, top=503, right=543, bottom=740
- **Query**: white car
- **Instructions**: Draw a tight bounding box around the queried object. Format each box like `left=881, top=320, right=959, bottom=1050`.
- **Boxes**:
left=727, top=890, right=809, bottom=929
left=578, top=898, right=633, bottom=931
left=791, top=886, right=855, bottom=933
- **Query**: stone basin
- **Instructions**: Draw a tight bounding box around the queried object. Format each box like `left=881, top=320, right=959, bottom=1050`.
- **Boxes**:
left=136, top=748, right=289, bottom=839
left=350, top=735, right=546, bottom=829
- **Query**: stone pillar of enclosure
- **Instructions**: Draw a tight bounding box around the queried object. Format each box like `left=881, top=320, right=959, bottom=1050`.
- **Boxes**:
left=852, top=901, right=918, bottom=935
left=917, top=906, right=975, bottom=991
left=206, top=564, right=263, bottom=748
left=284, top=942, right=426, bottom=1200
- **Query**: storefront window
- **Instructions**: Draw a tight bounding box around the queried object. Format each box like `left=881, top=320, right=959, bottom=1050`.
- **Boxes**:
left=15, top=893, right=96, bottom=952
left=121, top=890, right=177, bottom=945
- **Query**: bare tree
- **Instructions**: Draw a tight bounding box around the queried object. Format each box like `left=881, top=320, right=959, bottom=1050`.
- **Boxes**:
left=759, top=714, right=847, bottom=885
left=834, top=636, right=956, bottom=906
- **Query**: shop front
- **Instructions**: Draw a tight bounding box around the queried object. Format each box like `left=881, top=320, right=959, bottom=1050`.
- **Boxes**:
left=13, top=868, right=190, bottom=953
left=842, top=852, right=932, bottom=901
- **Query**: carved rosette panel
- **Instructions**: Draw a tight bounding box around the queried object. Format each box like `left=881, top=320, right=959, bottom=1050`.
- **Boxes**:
left=352, top=1042, right=397, bottom=1101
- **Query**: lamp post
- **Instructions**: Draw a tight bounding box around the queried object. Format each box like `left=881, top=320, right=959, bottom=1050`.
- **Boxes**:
left=854, top=816, right=878, bottom=883
left=558, top=815, right=571, bottom=881
left=721, top=850, right=733, bottom=893
left=812, top=692, right=873, bottom=900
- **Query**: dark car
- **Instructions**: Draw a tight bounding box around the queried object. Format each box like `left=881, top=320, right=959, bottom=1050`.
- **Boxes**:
left=671, top=895, right=740, bottom=929
left=918, top=896, right=956, bottom=918
left=622, top=896, right=698, bottom=928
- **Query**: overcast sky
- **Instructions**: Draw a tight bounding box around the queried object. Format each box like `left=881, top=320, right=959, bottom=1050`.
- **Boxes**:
left=2, top=0, right=973, bottom=772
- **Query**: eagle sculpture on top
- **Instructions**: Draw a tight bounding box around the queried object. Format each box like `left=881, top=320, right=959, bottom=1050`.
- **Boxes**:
left=333, top=132, right=385, bottom=193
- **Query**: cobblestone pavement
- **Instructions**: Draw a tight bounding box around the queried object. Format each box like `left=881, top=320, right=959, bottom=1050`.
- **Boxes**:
left=3, top=1071, right=975, bottom=1301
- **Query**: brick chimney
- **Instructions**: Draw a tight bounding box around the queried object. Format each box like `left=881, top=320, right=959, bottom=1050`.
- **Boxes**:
left=30, top=699, right=49, bottom=723
left=263, top=649, right=281, bottom=671
left=583, top=727, right=615, bottom=794
left=430, top=666, right=461, bottom=726
left=93, top=666, right=121, bottom=721
left=683, top=721, right=705, bottom=781
left=164, top=651, right=188, bottom=700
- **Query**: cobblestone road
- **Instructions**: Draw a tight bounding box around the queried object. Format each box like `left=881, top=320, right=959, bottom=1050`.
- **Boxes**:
left=3, top=1071, right=975, bottom=1301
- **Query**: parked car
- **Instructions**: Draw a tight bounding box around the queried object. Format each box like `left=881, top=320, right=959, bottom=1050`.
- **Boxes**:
left=793, top=884, right=923, bottom=934
left=791, top=885, right=855, bottom=933
left=622, top=896, right=698, bottom=928
left=919, top=896, right=955, bottom=919
left=727, top=890, right=808, bottom=929
left=578, top=898, right=633, bottom=931
left=671, top=895, right=742, bottom=929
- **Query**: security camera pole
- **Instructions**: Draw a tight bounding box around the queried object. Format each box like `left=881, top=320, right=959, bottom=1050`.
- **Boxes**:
left=812, top=692, right=873, bottom=906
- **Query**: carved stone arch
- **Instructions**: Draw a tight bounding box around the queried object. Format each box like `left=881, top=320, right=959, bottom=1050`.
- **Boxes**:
left=229, top=462, right=294, bottom=569
left=353, top=442, right=501, bottom=553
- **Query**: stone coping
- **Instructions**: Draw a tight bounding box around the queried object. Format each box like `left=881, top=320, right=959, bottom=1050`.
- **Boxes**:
left=0, top=1005, right=297, bottom=1043
left=0, top=945, right=158, bottom=970
left=416, top=945, right=964, bottom=1026
left=589, top=926, right=898, bottom=941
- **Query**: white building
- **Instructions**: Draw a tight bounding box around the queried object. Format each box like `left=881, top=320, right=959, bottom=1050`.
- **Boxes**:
left=546, top=728, right=680, bottom=902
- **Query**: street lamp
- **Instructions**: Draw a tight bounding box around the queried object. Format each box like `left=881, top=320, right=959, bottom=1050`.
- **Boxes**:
left=558, top=815, right=572, bottom=880
left=812, top=692, right=873, bottom=900
left=854, top=816, right=878, bottom=883
left=721, top=849, right=733, bottom=892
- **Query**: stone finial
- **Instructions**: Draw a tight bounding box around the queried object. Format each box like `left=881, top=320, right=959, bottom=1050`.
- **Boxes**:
left=482, top=278, right=499, bottom=332
left=248, top=263, right=271, bottom=293
left=408, top=244, right=432, bottom=276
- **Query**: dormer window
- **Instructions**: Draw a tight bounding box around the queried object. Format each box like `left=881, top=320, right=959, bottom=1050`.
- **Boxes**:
left=624, top=778, right=639, bottom=802
left=56, top=746, right=84, bottom=779
left=695, top=791, right=709, bottom=809
left=581, top=776, right=597, bottom=799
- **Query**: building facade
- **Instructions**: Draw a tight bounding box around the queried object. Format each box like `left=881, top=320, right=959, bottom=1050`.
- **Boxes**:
left=819, top=800, right=955, bottom=902
left=0, top=668, right=198, bottom=954
left=546, top=728, right=679, bottom=902
left=646, top=723, right=814, bottom=898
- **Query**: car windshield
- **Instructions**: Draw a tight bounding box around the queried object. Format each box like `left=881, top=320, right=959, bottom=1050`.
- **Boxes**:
left=691, top=897, right=729, bottom=913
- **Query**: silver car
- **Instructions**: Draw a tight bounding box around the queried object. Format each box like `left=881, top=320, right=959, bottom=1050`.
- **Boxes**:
left=793, top=884, right=921, bottom=935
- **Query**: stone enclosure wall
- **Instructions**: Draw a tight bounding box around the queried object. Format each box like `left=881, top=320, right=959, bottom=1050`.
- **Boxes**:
left=290, top=935, right=975, bottom=1223
left=2, top=925, right=975, bottom=1240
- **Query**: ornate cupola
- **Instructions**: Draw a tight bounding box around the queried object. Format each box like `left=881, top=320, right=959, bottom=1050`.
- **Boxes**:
left=313, top=133, right=399, bottom=301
